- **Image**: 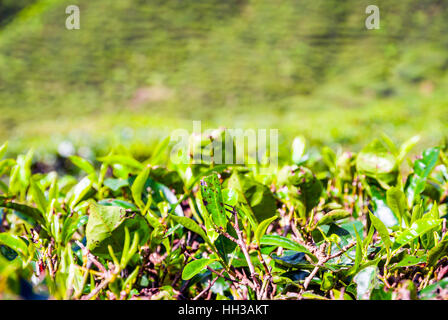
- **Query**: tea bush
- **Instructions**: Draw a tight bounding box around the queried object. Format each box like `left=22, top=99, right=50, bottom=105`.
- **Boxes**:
left=0, top=133, right=448, bottom=300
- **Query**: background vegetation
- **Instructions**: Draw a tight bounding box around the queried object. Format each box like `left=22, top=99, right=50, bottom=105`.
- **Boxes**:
left=0, top=0, right=448, bottom=300
left=0, top=0, right=447, bottom=159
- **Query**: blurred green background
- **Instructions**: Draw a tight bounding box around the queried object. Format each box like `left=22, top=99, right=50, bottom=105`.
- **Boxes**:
left=0, top=0, right=447, bottom=160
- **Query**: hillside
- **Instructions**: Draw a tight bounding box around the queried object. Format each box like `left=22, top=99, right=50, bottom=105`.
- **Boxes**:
left=0, top=0, right=447, bottom=157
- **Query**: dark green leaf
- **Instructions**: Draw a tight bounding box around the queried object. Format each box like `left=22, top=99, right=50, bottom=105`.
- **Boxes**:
left=0, top=196, right=45, bottom=226
left=0, top=233, right=28, bottom=258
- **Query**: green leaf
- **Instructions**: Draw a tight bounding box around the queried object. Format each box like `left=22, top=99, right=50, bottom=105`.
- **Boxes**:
left=427, top=233, right=448, bottom=267
left=362, top=223, right=375, bottom=254
left=356, top=139, right=398, bottom=186
left=222, top=188, right=238, bottom=207
left=397, top=135, right=420, bottom=164
left=186, top=164, right=230, bottom=190
left=86, top=202, right=126, bottom=251
left=421, top=203, right=440, bottom=249
left=103, top=178, right=129, bottom=192
left=424, top=201, right=441, bottom=221
left=317, top=209, right=351, bottom=226
left=254, top=216, right=278, bottom=246
left=380, top=133, right=397, bottom=155
left=227, top=171, right=276, bottom=222
left=260, top=234, right=317, bottom=262
left=321, top=146, right=336, bottom=173
left=272, top=250, right=307, bottom=267
left=0, top=141, right=7, bottom=160
left=147, top=136, right=171, bottom=165
left=69, top=156, right=96, bottom=176
left=288, top=167, right=323, bottom=214
left=347, top=226, right=363, bottom=276
left=61, top=215, right=88, bottom=245
left=29, top=179, right=48, bottom=214
left=386, top=187, right=407, bottom=227
left=68, top=176, right=93, bottom=210
left=149, top=167, right=184, bottom=194
left=419, top=278, right=448, bottom=300
left=9, top=149, right=33, bottom=195
left=98, top=199, right=138, bottom=210
left=0, top=196, right=45, bottom=226
left=144, top=177, right=183, bottom=216
left=170, top=215, right=211, bottom=247
left=392, top=218, right=443, bottom=251
left=369, top=211, right=391, bottom=253
left=97, top=155, right=143, bottom=170
left=131, top=166, right=151, bottom=209
left=405, top=147, right=440, bottom=206
left=410, top=202, right=424, bottom=225
left=200, top=172, right=227, bottom=230
left=182, top=258, right=215, bottom=280
left=369, top=184, right=399, bottom=228
left=86, top=202, right=149, bottom=258
left=390, top=254, right=426, bottom=270
left=214, top=222, right=237, bottom=263
left=0, top=233, right=28, bottom=258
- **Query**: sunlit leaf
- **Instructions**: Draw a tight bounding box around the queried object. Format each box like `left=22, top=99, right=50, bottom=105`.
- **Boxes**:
left=405, top=147, right=440, bottom=206
left=393, top=218, right=442, bottom=251
left=356, top=139, right=398, bottom=185
left=317, top=209, right=351, bottom=226
left=254, top=216, right=278, bottom=246
left=182, top=258, right=215, bottom=280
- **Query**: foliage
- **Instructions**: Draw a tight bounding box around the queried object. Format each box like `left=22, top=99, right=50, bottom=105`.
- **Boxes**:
left=0, top=0, right=448, bottom=155
left=0, top=135, right=448, bottom=300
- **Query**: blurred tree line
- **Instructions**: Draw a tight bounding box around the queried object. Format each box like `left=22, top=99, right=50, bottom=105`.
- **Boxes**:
left=0, top=0, right=36, bottom=27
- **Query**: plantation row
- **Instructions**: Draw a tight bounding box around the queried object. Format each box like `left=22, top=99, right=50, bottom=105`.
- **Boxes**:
left=0, top=133, right=447, bottom=300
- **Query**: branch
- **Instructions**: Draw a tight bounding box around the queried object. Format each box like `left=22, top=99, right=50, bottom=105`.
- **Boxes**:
left=75, top=240, right=107, bottom=274
left=302, top=242, right=356, bottom=292
left=231, top=210, right=259, bottom=291
left=193, top=273, right=221, bottom=300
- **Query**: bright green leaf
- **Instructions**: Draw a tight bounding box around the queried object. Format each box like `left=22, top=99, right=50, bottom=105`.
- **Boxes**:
left=182, top=258, right=215, bottom=280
